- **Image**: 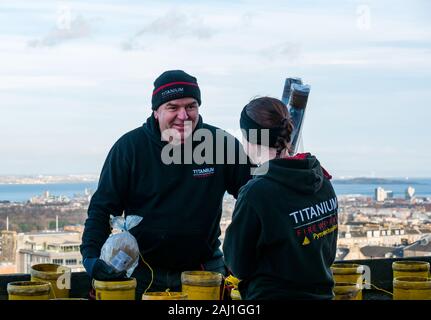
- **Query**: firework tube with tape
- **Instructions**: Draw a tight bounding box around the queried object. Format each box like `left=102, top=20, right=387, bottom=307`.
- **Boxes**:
left=288, top=83, right=310, bottom=155
left=281, top=77, right=302, bottom=106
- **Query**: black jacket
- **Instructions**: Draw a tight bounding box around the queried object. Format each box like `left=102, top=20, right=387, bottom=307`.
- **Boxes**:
left=223, top=154, right=338, bottom=300
left=81, top=114, right=251, bottom=269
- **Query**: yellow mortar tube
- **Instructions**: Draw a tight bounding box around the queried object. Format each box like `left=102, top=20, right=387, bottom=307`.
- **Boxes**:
left=331, top=263, right=364, bottom=300
left=31, top=263, right=71, bottom=299
left=181, top=271, right=223, bottom=300
left=7, top=281, right=51, bottom=300
left=333, top=282, right=362, bottom=300
left=93, top=278, right=137, bottom=300
left=142, top=292, right=188, bottom=300
left=393, top=276, right=431, bottom=300
left=392, top=261, right=430, bottom=279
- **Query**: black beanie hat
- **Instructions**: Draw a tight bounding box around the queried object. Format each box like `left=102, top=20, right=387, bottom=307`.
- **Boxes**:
left=151, top=70, right=201, bottom=110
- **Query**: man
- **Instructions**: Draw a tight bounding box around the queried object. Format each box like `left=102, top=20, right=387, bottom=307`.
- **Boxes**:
left=80, top=70, right=252, bottom=299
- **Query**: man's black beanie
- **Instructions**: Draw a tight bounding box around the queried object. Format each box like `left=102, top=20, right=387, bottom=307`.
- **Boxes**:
left=151, top=70, right=201, bottom=110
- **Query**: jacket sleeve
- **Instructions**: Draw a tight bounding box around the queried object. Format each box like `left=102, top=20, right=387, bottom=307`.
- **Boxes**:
left=224, top=135, right=253, bottom=199
left=223, top=189, right=261, bottom=280
left=80, top=138, right=131, bottom=259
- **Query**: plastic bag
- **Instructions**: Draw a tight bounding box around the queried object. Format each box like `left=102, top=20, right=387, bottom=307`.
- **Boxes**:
left=100, top=215, right=142, bottom=278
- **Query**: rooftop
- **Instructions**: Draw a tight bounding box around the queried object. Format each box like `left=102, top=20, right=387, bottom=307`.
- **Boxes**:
left=23, top=231, right=80, bottom=236
left=404, top=239, right=431, bottom=252
left=359, top=245, right=399, bottom=258
left=0, top=256, right=430, bottom=300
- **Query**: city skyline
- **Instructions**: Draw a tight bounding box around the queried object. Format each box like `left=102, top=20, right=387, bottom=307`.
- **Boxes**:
left=1, top=0, right=430, bottom=177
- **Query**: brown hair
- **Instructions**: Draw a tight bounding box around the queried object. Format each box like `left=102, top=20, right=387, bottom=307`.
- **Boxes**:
left=245, top=97, right=294, bottom=157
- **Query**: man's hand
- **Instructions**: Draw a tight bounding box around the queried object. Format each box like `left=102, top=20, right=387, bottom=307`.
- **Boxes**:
left=83, top=258, right=127, bottom=281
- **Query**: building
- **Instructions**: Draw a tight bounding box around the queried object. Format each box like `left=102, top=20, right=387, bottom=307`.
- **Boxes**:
left=29, top=191, right=70, bottom=205
left=406, top=186, right=415, bottom=200
left=337, top=226, right=430, bottom=260
left=0, top=230, right=17, bottom=263
left=0, top=262, right=16, bottom=274
left=375, top=187, right=387, bottom=202
left=16, top=231, right=84, bottom=274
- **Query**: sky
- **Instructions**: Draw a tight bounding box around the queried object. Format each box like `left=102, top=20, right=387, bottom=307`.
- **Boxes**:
left=0, top=0, right=430, bottom=178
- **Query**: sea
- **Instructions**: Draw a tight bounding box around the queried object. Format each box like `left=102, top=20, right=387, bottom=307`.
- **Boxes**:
left=331, top=178, right=431, bottom=198
left=0, top=179, right=431, bottom=202
left=0, top=182, right=98, bottom=202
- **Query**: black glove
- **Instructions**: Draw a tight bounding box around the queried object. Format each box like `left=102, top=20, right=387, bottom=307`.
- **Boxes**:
left=83, top=258, right=127, bottom=281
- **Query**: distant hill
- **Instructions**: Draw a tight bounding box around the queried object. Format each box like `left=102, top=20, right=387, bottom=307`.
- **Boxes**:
left=0, top=175, right=98, bottom=184
left=332, top=178, right=425, bottom=185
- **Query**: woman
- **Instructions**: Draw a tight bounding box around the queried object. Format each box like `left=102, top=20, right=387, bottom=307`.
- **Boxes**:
left=223, top=97, right=338, bottom=300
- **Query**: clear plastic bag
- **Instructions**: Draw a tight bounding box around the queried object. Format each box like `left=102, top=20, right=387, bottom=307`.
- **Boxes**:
left=100, top=215, right=142, bottom=278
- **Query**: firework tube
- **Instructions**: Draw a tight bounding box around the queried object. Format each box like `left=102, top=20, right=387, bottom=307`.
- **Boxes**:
left=281, top=77, right=302, bottom=106
left=288, top=83, right=310, bottom=155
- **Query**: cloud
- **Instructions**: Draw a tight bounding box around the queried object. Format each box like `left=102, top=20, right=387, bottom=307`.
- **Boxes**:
left=122, top=10, right=216, bottom=51
left=28, top=13, right=94, bottom=47
left=0, top=75, right=98, bottom=90
left=367, top=40, right=431, bottom=49
left=259, top=41, right=302, bottom=61
left=2, top=0, right=431, bottom=176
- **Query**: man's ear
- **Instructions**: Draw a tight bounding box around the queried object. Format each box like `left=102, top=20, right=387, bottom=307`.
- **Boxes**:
left=153, top=110, right=158, bottom=120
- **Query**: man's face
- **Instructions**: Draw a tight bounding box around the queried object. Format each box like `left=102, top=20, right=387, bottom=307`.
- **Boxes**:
left=154, top=97, right=199, bottom=143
